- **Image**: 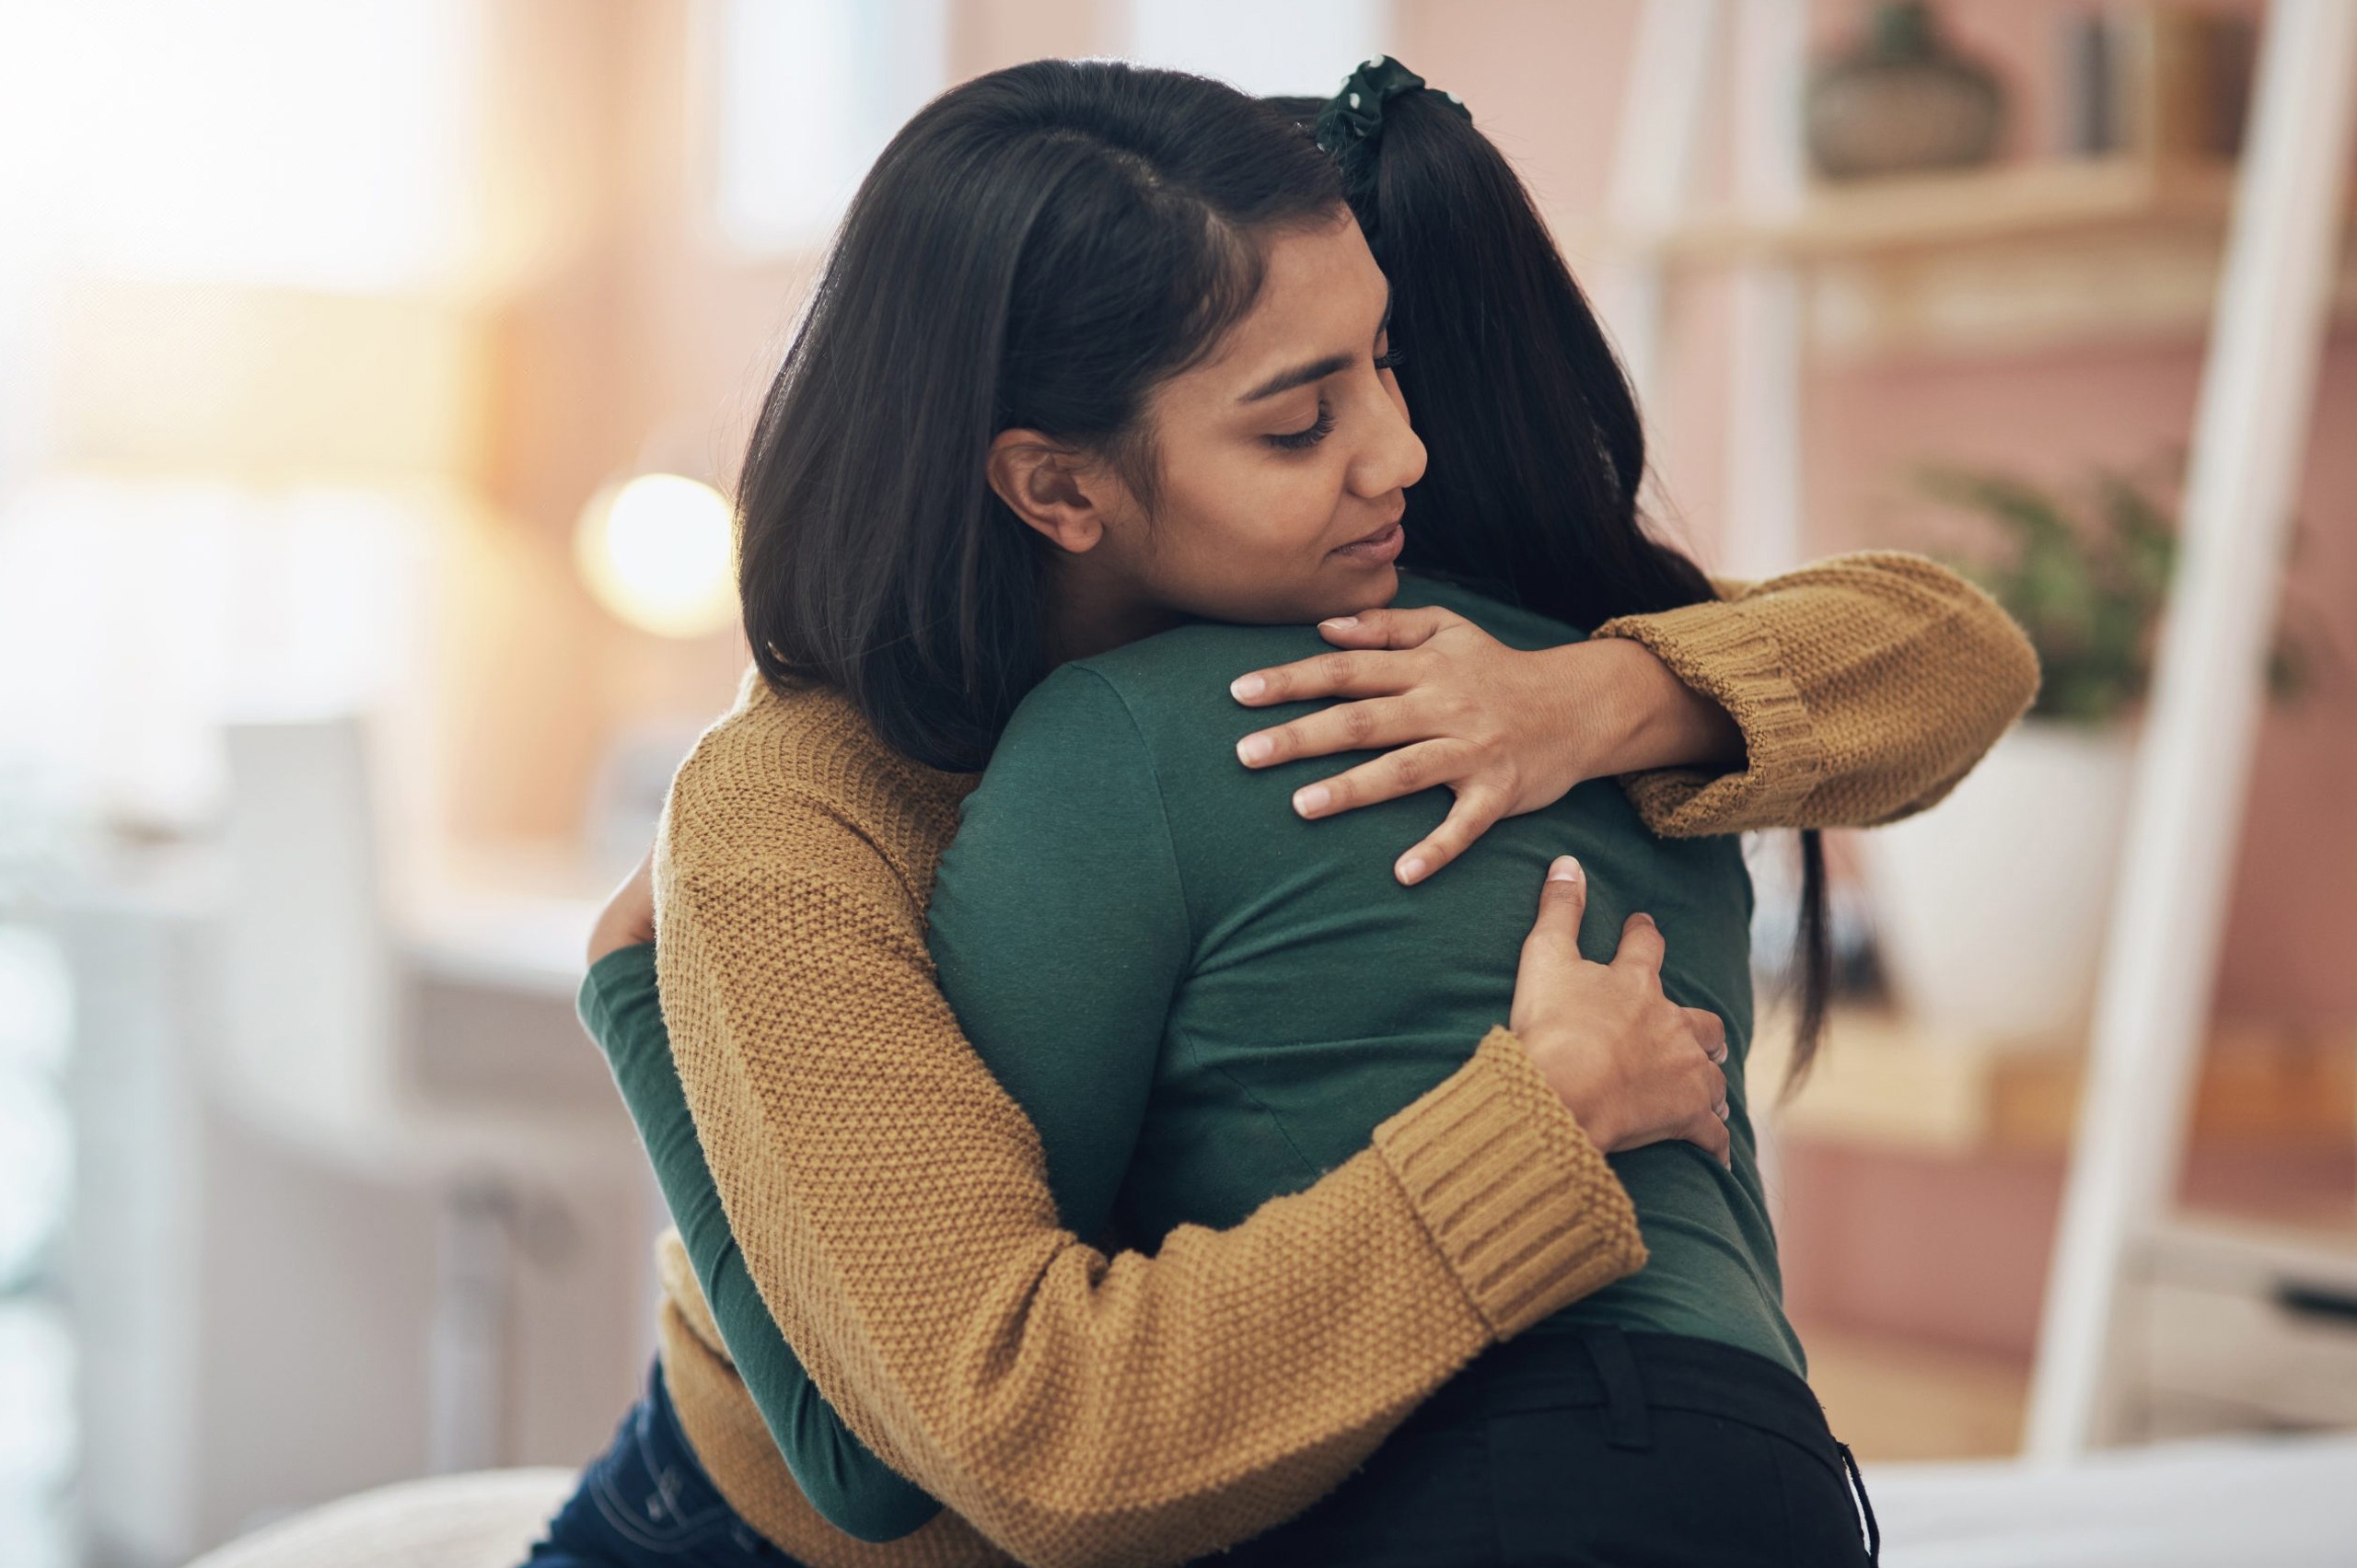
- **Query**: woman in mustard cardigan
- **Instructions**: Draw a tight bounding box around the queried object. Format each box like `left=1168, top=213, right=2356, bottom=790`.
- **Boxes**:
left=535, top=59, right=2030, bottom=1568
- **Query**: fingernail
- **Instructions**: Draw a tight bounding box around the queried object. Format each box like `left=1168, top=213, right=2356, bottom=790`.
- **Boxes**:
left=1635, top=912, right=1656, bottom=930
left=1237, top=734, right=1273, bottom=765
left=1397, top=855, right=1428, bottom=884
left=1293, top=784, right=1330, bottom=816
left=1547, top=855, right=1583, bottom=884
left=1320, top=616, right=1358, bottom=630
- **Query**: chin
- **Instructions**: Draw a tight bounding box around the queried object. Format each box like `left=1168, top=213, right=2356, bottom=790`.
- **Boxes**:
left=1324, top=563, right=1399, bottom=617
left=1204, top=564, right=1400, bottom=628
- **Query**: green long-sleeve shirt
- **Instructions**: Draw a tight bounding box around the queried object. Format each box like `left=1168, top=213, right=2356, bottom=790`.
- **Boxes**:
left=927, top=577, right=1794, bottom=1367
left=582, top=575, right=1796, bottom=1545
left=581, top=944, right=942, bottom=1540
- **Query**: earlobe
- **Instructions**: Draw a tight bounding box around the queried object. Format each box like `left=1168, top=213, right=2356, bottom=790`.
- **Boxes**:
left=987, top=429, right=1108, bottom=554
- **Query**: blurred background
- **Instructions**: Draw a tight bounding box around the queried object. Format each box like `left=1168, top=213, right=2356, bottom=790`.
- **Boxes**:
left=0, top=2, right=2350, bottom=1563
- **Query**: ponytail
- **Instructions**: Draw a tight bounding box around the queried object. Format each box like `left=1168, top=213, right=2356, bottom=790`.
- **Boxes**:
left=1279, top=65, right=1835, bottom=1084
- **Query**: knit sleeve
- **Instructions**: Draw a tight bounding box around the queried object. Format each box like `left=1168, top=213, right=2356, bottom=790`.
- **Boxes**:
left=577, top=943, right=942, bottom=1542
left=656, top=797, right=1643, bottom=1568
left=1592, top=551, right=2038, bottom=837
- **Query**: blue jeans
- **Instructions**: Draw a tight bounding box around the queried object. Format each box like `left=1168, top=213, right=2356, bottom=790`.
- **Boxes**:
left=525, top=1362, right=806, bottom=1566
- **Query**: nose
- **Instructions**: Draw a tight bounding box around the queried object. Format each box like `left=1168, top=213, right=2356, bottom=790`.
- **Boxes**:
left=1350, top=375, right=1427, bottom=500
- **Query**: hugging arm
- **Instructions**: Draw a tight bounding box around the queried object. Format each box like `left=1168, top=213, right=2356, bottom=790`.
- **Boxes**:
left=581, top=945, right=940, bottom=1541
left=1599, top=552, right=2041, bottom=834
left=648, top=786, right=1644, bottom=1566
left=577, top=660, right=1197, bottom=1543
left=1227, top=551, right=2040, bottom=868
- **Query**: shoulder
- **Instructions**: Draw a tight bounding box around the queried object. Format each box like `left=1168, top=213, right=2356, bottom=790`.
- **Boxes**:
left=939, top=664, right=1198, bottom=932
left=972, top=625, right=1323, bottom=819
left=1035, top=621, right=1328, bottom=756
left=1393, top=575, right=1585, bottom=651
left=663, top=670, right=970, bottom=892
left=997, top=584, right=1579, bottom=770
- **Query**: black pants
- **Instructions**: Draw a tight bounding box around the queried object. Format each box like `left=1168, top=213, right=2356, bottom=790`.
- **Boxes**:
left=1202, top=1328, right=1879, bottom=1568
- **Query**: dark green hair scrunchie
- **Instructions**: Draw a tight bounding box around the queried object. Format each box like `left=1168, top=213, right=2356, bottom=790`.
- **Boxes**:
left=1314, top=54, right=1471, bottom=219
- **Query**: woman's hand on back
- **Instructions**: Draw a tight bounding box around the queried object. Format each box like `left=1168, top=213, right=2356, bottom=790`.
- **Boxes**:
left=586, top=847, right=658, bottom=968
left=1228, top=606, right=1743, bottom=885
left=1508, top=855, right=1731, bottom=1166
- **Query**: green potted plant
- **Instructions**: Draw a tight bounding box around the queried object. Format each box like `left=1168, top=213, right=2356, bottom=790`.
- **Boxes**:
left=1860, top=463, right=2292, bottom=1042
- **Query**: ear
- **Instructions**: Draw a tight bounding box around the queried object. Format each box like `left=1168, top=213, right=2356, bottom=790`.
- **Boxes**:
left=986, top=430, right=1120, bottom=555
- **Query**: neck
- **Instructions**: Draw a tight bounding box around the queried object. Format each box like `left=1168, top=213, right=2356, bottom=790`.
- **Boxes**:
left=1044, top=553, right=1184, bottom=664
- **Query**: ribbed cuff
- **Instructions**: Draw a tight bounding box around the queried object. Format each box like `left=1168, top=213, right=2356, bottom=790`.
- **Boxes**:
left=1372, top=1028, right=1646, bottom=1339
left=1594, top=601, right=1825, bottom=837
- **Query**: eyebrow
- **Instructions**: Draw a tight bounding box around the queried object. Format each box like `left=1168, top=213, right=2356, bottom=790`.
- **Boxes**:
left=1240, top=353, right=1353, bottom=404
left=1237, top=285, right=1396, bottom=405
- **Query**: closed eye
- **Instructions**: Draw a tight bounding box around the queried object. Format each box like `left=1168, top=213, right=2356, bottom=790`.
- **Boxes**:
left=1267, top=401, right=1337, bottom=451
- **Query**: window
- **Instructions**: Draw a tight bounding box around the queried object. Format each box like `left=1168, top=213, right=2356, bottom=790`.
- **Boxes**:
left=1120, top=0, right=1390, bottom=99
left=0, top=479, right=430, bottom=830
left=0, top=0, right=478, bottom=293
left=711, top=0, right=950, bottom=254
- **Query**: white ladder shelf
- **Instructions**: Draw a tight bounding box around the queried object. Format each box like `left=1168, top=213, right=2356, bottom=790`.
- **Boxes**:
left=1601, top=0, right=2357, bottom=1458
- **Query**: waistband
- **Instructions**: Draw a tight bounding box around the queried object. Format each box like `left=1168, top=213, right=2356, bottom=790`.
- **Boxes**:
left=1411, top=1327, right=1843, bottom=1478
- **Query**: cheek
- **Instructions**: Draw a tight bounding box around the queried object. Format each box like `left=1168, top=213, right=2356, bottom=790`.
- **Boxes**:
left=1169, top=462, right=1340, bottom=569
left=1141, top=470, right=1364, bottom=624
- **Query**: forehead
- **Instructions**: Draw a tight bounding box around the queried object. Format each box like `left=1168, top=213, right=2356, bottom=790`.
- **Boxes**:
left=1195, top=215, right=1387, bottom=389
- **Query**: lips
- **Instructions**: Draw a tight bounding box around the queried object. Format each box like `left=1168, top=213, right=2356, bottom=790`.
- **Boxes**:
left=1332, top=521, right=1405, bottom=564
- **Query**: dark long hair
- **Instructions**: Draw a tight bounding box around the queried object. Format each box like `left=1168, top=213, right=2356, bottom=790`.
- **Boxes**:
left=737, top=60, right=1342, bottom=772
left=1271, top=86, right=1834, bottom=1081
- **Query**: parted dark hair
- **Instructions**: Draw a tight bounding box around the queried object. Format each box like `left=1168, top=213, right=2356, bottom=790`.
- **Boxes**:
left=737, top=59, right=1343, bottom=772
left=1268, top=86, right=1832, bottom=1081
left=734, top=54, right=1828, bottom=1077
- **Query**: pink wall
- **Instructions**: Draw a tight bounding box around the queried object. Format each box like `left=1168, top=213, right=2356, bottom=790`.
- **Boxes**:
left=541, top=1, right=2350, bottom=1028
left=1402, top=0, right=2357, bottom=1030
left=1812, top=334, right=2357, bottom=1025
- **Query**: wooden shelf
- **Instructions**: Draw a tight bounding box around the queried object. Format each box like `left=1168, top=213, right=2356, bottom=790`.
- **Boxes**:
left=1753, top=1009, right=2357, bottom=1160
left=1655, top=157, right=2239, bottom=263
left=1750, top=1007, right=2079, bottom=1156
left=1590, top=157, right=2357, bottom=358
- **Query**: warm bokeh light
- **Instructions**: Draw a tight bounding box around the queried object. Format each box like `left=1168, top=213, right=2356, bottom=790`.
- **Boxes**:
left=573, top=472, right=737, bottom=639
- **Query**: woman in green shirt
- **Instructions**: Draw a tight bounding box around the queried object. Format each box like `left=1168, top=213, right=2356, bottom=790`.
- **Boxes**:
left=911, top=64, right=1870, bottom=1562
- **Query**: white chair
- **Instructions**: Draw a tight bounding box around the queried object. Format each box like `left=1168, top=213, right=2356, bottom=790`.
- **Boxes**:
left=183, top=1469, right=577, bottom=1568
left=213, top=717, right=652, bottom=1476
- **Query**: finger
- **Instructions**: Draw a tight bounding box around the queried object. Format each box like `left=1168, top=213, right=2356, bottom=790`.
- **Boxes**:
left=1289, top=739, right=1471, bottom=819
left=1609, top=912, right=1666, bottom=975
left=1683, top=1006, right=1729, bottom=1064
left=1314, top=604, right=1463, bottom=651
left=1516, top=856, right=1589, bottom=977
left=1393, top=787, right=1510, bottom=886
left=1685, top=1111, right=1733, bottom=1167
left=1228, top=648, right=1410, bottom=707
left=1237, top=695, right=1419, bottom=769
